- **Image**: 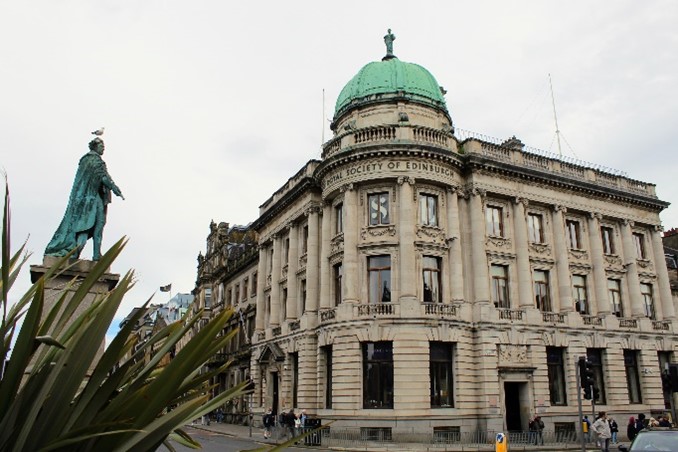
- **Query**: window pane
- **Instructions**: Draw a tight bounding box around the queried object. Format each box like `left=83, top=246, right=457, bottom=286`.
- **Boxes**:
left=369, top=193, right=390, bottom=226
left=572, top=275, right=588, bottom=314
left=363, top=342, right=394, bottom=409
left=624, top=350, right=642, bottom=404
left=547, top=347, right=567, bottom=406
left=430, top=342, right=454, bottom=408
left=369, top=256, right=391, bottom=303
left=491, top=265, right=509, bottom=308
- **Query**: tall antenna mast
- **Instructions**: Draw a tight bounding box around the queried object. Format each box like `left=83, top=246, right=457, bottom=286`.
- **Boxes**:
left=549, top=73, right=563, bottom=156
left=321, top=89, right=326, bottom=146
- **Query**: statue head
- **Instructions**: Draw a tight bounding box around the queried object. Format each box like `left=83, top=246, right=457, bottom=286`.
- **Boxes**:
left=89, top=137, right=105, bottom=155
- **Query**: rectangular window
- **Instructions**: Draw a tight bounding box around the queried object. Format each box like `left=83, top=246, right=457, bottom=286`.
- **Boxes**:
left=608, top=279, right=623, bottom=317
left=601, top=227, right=615, bottom=255
left=566, top=220, right=581, bottom=249
left=430, top=342, right=454, bottom=408
left=547, top=347, right=567, bottom=406
left=204, top=287, right=212, bottom=309
left=419, top=194, right=438, bottom=226
left=491, top=265, right=510, bottom=308
left=333, top=263, right=343, bottom=306
left=572, top=275, right=588, bottom=314
left=368, top=192, right=390, bottom=226
left=485, top=205, right=503, bottom=236
left=323, top=345, right=333, bottom=408
left=641, top=283, right=655, bottom=319
left=301, top=225, right=309, bottom=255
left=533, top=270, right=552, bottom=312
left=300, top=279, right=307, bottom=315
left=335, top=203, right=344, bottom=234
left=422, top=256, right=441, bottom=302
left=624, top=350, right=642, bottom=404
left=528, top=213, right=544, bottom=243
left=265, top=295, right=271, bottom=326
left=633, top=233, right=645, bottom=259
left=242, top=278, right=248, bottom=301
left=251, top=272, right=257, bottom=296
left=587, top=349, right=607, bottom=405
left=291, top=352, right=299, bottom=408
left=368, top=255, right=391, bottom=303
left=234, top=284, right=239, bottom=304
left=363, top=342, right=394, bottom=409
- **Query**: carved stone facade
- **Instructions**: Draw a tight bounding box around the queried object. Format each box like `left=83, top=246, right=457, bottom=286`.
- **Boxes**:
left=192, top=50, right=678, bottom=436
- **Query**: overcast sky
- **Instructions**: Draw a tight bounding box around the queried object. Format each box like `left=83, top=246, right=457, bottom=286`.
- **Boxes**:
left=2, top=1, right=677, bottom=341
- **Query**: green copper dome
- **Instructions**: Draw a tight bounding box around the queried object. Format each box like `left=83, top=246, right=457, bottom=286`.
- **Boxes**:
left=334, top=57, right=447, bottom=118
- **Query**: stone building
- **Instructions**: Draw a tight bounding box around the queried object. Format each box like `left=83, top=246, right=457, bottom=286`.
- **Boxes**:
left=193, top=40, right=677, bottom=435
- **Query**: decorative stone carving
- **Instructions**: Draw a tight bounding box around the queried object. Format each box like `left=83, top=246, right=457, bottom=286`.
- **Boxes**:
left=636, top=259, right=653, bottom=270
left=397, top=176, right=415, bottom=186
left=330, top=233, right=344, bottom=254
left=486, top=236, right=512, bottom=249
left=589, top=212, right=603, bottom=220
left=514, top=197, right=529, bottom=208
left=568, top=249, right=588, bottom=260
left=553, top=205, right=567, bottom=213
left=416, top=225, right=446, bottom=241
left=529, top=243, right=551, bottom=254
left=604, top=254, right=622, bottom=266
left=361, top=225, right=397, bottom=240
left=498, top=344, right=528, bottom=365
left=622, top=219, right=634, bottom=227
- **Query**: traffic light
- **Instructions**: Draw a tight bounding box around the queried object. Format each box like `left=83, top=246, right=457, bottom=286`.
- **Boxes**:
left=578, top=356, right=595, bottom=400
left=593, top=386, right=600, bottom=401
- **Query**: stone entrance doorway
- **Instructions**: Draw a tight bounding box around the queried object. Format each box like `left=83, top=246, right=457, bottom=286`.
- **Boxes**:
left=504, top=381, right=529, bottom=431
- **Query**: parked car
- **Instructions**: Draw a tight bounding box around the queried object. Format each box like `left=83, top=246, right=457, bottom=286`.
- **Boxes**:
left=617, top=428, right=678, bottom=451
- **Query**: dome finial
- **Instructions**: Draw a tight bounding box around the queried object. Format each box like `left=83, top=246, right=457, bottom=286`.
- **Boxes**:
left=383, top=29, right=396, bottom=60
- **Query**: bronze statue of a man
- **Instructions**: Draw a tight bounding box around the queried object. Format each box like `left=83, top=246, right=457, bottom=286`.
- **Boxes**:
left=45, top=136, right=124, bottom=260
left=384, top=29, right=396, bottom=56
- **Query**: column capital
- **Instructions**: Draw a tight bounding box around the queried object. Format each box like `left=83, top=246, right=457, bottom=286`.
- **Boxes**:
left=513, top=197, right=529, bottom=208
left=339, top=183, right=355, bottom=193
left=553, top=204, right=567, bottom=213
left=589, top=212, right=603, bottom=220
left=653, top=224, right=664, bottom=233
left=468, top=186, right=486, bottom=198
left=305, top=204, right=322, bottom=216
left=622, top=219, right=635, bottom=227
left=446, top=184, right=461, bottom=194
left=397, top=176, right=415, bottom=186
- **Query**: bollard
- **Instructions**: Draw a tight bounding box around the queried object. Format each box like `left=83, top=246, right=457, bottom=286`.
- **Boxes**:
left=495, top=432, right=508, bottom=452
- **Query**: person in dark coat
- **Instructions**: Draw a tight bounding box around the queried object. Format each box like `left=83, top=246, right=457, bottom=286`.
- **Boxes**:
left=627, top=416, right=636, bottom=442
left=609, top=418, right=618, bottom=444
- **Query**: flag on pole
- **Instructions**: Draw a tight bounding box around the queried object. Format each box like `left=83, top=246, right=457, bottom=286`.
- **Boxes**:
left=160, top=283, right=172, bottom=292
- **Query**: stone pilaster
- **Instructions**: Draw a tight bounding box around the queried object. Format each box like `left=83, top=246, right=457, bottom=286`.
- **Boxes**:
left=319, top=201, right=332, bottom=309
left=551, top=205, right=570, bottom=312
left=651, top=226, right=675, bottom=319
left=398, top=177, right=417, bottom=302
left=270, top=234, right=281, bottom=326
left=587, top=213, right=609, bottom=315
left=469, top=188, right=490, bottom=303
left=513, top=198, right=533, bottom=308
left=255, top=244, right=267, bottom=332
left=306, top=206, right=320, bottom=313
left=287, top=223, right=299, bottom=320
left=342, top=184, right=359, bottom=303
left=446, top=186, right=464, bottom=302
left=620, top=220, right=644, bottom=318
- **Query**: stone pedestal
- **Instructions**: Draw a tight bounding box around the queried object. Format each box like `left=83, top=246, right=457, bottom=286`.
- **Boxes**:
left=29, top=256, right=120, bottom=374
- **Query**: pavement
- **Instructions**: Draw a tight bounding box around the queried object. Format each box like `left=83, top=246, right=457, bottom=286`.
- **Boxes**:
left=189, top=421, right=617, bottom=451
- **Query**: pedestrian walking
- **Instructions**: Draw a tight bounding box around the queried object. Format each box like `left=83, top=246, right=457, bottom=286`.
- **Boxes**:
left=262, top=407, right=274, bottom=439
left=627, top=417, right=637, bottom=442
left=608, top=417, right=618, bottom=444
left=592, top=411, right=611, bottom=452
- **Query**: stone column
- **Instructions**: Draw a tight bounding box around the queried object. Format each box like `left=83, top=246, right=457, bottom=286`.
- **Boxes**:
left=398, top=176, right=417, bottom=302
left=587, top=213, right=609, bottom=315
left=551, top=205, right=570, bottom=312
left=320, top=201, right=332, bottom=309
left=446, top=186, right=464, bottom=302
left=306, top=206, right=320, bottom=313
left=287, top=223, right=299, bottom=320
left=342, top=184, right=359, bottom=303
left=513, top=198, right=533, bottom=308
left=651, top=226, right=675, bottom=319
left=255, top=243, right=268, bottom=332
left=269, top=235, right=281, bottom=326
left=469, top=188, right=490, bottom=303
left=621, top=220, right=644, bottom=317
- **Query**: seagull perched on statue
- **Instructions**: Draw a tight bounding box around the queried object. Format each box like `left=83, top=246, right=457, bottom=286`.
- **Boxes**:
left=91, top=127, right=105, bottom=136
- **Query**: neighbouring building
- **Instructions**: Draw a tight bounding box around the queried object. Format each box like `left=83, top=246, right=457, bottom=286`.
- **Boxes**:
left=192, top=37, right=677, bottom=436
